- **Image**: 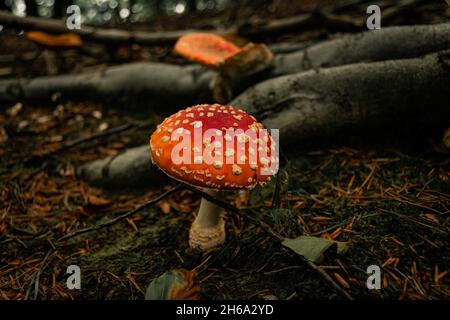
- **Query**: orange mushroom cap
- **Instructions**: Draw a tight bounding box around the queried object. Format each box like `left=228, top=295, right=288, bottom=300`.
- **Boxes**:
left=174, top=33, right=240, bottom=68
left=150, top=104, right=279, bottom=190
left=26, top=31, right=82, bottom=48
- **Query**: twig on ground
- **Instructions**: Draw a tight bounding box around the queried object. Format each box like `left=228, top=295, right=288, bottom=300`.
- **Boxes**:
left=56, top=184, right=182, bottom=242
left=24, top=249, right=53, bottom=300
left=186, top=185, right=354, bottom=300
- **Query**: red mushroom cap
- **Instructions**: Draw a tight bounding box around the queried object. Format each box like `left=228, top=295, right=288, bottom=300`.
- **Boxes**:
left=150, top=104, right=279, bottom=190
left=174, top=33, right=240, bottom=68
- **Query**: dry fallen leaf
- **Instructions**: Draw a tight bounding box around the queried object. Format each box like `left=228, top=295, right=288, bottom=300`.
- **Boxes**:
left=145, top=269, right=200, bottom=300
left=159, top=200, right=171, bottom=214
left=7, top=102, right=23, bottom=117
left=97, top=122, right=109, bottom=132
left=87, top=194, right=110, bottom=206
left=0, top=127, right=8, bottom=143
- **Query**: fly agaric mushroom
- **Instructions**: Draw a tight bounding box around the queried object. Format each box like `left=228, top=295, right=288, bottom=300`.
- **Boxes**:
left=150, top=104, right=278, bottom=250
left=174, top=33, right=274, bottom=103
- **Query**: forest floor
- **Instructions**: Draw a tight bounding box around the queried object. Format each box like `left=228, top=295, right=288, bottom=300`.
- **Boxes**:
left=0, top=0, right=449, bottom=300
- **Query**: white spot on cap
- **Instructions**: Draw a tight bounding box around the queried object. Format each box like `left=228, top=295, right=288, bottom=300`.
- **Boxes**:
left=232, top=164, right=242, bottom=175
left=226, top=149, right=235, bottom=157
left=214, top=161, right=223, bottom=169
left=161, top=136, right=170, bottom=142
left=237, top=133, right=249, bottom=143
left=194, top=156, right=203, bottom=164
left=192, top=121, right=202, bottom=128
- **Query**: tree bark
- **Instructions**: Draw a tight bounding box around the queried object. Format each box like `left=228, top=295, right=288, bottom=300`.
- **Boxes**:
left=0, top=63, right=214, bottom=112
left=270, top=22, right=450, bottom=77
left=77, top=145, right=167, bottom=190
left=233, top=50, right=450, bottom=147
left=77, top=51, right=450, bottom=188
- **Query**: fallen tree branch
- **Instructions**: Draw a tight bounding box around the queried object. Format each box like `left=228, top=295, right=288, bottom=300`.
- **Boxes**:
left=0, top=10, right=201, bottom=45
left=271, top=22, right=450, bottom=77
left=56, top=184, right=183, bottom=242
left=232, top=50, right=450, bottom=147
left=24, top=249, right=53, bottom=300
left=78, top=50, right=450, bottom=188
left=237, top=11, right=361, bottom=39
left=0, top=62, right=214, bottom=111
left=77, top=144, right=166, bottom=189
left=0, top=9, right=360, bottom=46
left=1, top=23, right=449, bottom=108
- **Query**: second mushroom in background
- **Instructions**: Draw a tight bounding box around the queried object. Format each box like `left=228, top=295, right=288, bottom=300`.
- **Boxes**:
left=174, top=33, right=274, bottom=103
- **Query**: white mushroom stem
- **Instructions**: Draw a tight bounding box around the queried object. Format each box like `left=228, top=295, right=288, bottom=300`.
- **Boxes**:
left=189, top=189, right=226, bottom=250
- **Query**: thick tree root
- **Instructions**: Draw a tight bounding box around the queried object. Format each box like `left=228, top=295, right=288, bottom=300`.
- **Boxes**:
left=78, top=51, right=450, bottom=188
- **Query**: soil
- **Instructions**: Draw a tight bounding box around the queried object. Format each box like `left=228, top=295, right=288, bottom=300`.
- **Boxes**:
left=0, top=0, right=449, bottom=300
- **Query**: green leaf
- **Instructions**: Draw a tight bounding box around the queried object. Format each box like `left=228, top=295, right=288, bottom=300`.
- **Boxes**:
left=145, top=269, right=200, bottom=300
left=282, top=236, right=348, bottom=263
